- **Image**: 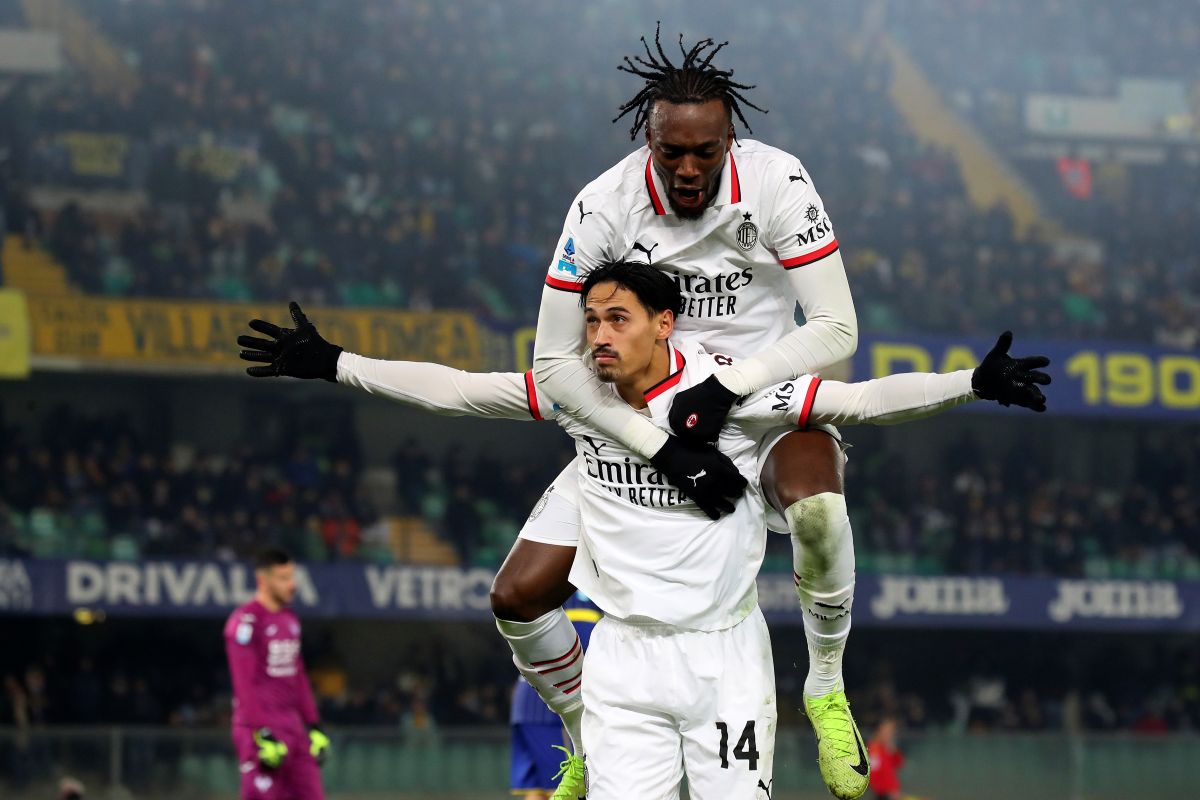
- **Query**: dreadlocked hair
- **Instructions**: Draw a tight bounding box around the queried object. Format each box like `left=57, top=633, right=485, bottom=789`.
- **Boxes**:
left=613, top=22, right=767, bottom=141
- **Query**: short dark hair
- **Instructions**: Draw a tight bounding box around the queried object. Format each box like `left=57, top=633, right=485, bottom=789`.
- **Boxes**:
left=580, top=261, right=684, bottom=318
left=255, top=547, right=293, bottom=571
left=613, top=23, right=767, bottom=140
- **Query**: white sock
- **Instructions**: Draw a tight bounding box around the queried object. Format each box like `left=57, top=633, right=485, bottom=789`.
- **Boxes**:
left=496, top=609, right=586, bottom=756
left=787, top=492, right=855, bottom=698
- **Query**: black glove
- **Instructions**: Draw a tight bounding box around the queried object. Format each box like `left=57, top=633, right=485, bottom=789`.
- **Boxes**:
left=649, top=436, right=748, bottom=520
left=971, top=331, right=1052, bottom=412
left=238, top=301, right=343, bottom=382
left=668, top=374, right=739, bottom=443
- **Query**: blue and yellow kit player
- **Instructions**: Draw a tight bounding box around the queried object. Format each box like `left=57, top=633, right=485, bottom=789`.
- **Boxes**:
left=510, top=592, right=600, bottom=799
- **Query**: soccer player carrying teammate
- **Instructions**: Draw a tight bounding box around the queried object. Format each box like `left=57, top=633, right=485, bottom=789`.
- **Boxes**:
left=237, top=267, right=1049, bottom=798
left=516, top=25, right=924, bottom=799
left=224, top=548, right=330, bottom=800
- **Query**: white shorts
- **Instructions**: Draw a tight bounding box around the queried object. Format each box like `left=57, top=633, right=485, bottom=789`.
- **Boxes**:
left=581, top=608, right=777, bottom=800
left=516, top=457, right=583, bottom=546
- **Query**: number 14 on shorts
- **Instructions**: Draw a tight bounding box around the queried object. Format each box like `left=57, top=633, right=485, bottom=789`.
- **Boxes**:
left=716, top=720, right=760, bottom=770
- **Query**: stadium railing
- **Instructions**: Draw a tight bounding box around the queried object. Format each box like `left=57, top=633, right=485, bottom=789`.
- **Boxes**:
left=0, top=725, right=1195, bottom=799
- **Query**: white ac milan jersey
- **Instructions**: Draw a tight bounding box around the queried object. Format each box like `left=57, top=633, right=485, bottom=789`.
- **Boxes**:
left=544, top=139, right=839, bottom=360
left=338, top=340, right=977, bottom=630
left=536, top=338, right=822, bottom=632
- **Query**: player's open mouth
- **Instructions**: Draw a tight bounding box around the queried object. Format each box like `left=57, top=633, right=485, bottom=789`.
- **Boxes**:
left=671, top=187, right=704, bottom=208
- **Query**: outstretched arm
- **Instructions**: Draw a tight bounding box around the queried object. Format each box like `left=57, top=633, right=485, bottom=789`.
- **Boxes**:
left=337, top=353, right=542, bottom=421
left=807, top=370, right=976, bottom=426
left=238, top=301, right=545, bottom=421
left=736, top=332, right=1051, bottom=429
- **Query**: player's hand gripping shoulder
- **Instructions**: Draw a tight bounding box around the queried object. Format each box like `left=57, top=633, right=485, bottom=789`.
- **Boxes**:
left=649, top=435, right=748, bottom=520
left=971, top=331, right=1052, bottom=412
left=238, top=301, right=343, bottom=381
left=667, top=375, right=739, bottom=443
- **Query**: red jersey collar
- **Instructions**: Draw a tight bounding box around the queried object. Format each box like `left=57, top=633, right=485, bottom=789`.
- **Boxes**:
left=642, top=341, right=687, bottom=405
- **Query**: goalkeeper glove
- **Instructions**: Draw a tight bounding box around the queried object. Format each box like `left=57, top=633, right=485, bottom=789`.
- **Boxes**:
left=308, top=723, right=330, bottom=766
left=238, top=301, right=343, bottom=382
left=972, top=331, right=1052, bottom=412
left=668, top=374, right=739, bottom=443
left=649, top=435, right=748, bottom=520
left=253, top=728, right=288, bottom=769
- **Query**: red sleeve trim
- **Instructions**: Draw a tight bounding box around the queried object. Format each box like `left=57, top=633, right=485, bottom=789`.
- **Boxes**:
left=645, top=156, right=667, bottom=216
left=524, top=371, right=543, bottom=420
left=546, top=275, right=583, bottom=292
left=729, top=153, right=741, bottom=204
left=780, top=239, right=839, bottom=269
left=798, top=378, right=822, bottom=429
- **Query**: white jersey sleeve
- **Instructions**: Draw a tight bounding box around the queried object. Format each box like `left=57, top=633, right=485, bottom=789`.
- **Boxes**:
left=714, top=159, right=858, bottom=397
left=533, top=191, right=670, bottom=458
left=734, top=369, right=978, bottom=431
left=336, top=352, right=554, bottom=421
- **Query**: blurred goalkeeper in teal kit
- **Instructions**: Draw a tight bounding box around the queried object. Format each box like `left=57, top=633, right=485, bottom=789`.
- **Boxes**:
left=510, top=592, right=601, bottom=799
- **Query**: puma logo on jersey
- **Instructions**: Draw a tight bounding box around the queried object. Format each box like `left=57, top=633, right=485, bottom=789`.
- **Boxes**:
left=687, top=469, right=707, bottom=486
left=757, top=778, right=774, bottom=799
left=632, top=241, right=659, bottom=264
left=577, top=201, right=594, bottom=224
left=582, top=435, right=608, bottom=456
left=788, top=172, right=807, bottom=184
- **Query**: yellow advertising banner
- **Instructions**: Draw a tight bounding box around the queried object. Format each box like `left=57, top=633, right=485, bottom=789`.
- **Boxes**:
left=0, top=289, right=32, bottom=379
left=27, top=297, right=484, bottom=372
left=58, top=132, right=130, bottom=178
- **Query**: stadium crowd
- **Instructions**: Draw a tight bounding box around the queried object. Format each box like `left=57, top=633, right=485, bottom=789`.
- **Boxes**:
left=3, top=409, right=1198, bottom=580
left=0, top=408, right=573, bottom=568
left=1, top=0, right=1195, bottom=344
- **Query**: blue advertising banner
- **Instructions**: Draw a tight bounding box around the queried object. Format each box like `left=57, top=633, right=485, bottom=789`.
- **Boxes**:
left=506, top=327, right=1197, bottom=420
left=852, top=333, right=1199, bottom=421
left=2, top=559, right=1198, bottom=632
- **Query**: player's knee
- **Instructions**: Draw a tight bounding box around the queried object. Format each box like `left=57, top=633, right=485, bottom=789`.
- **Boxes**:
left=490, top=577, right=555, bottom=623
left=786, top=492, right=846, bottom=548
left=490, top=579, right=530, bottom=622
left=787, top=492, right=854, bottom=583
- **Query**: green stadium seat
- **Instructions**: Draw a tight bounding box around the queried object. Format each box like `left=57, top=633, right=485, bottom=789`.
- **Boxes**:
left=110, top=533, right=140, bottom=560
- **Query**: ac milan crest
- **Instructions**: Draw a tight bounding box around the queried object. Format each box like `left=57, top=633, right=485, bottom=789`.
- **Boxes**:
left=736, top=212, right=759, bottom=251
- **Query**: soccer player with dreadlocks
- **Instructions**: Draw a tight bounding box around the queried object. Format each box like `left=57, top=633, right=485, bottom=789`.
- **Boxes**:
left=240, top=25, right=891, bottom=800
left=517, top=26, right=866, bottom=800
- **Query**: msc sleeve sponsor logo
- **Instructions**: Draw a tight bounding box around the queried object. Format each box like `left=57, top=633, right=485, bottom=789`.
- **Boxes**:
left=870, top=576, right=1010, bottom=619
left=1048, top=580, right=1183, bottom=623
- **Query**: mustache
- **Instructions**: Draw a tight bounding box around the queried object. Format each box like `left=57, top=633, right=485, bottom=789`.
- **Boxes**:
left=591, top=347, right=618, bottom=360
